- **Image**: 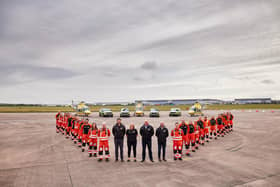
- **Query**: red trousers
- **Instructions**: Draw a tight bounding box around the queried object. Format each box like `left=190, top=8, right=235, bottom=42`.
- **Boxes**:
left=173, top=140, right=183, bottom=151
left=182, top=135, right=188, bottom=145
left=82, top=134, right=89, bottom=143
left=88, top=138, right=98, bottom=147
left=188, top=133, right=196, bottom=144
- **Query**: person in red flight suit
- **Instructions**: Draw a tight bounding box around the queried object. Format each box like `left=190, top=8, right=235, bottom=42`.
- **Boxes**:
left=193, top=120, right=200, bottom=150
left=222, top=113, right=228, bottom=134
left=65, top=115, right=74, bottom=139
left=72, top=118, right=80, bottom=144
left=216, top=115, right=224, bottom=137
left=62, top=113, right=68, bottom=135
left=171, top=122, right=183, bottom=161
left=88, top=122, right=98, bottom=157
left=55, top=112, right=61, bottom=133
left=77, top=120, right=84, bottom=147
left=80, top=119, right=91, bottom=152
left=70, top=117, right=76, bottom=141
left=203, top=116, right=210, bottom=143
left=196, top=117, right=205, bottom=146
left=187, top=121, right=196, bottom=152
left=98, top=122, right=111, bottom=162
left=229, top=112, right=234, bottom=131
left=59, top=113, right=65, bottom=134
left=223, top=113, right=230, bottom=134
left=179, top=120, right=190, bottom=156
left=209, top=116, right=217, bottom=139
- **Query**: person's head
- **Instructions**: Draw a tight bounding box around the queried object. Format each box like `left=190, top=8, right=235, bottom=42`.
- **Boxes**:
left=181, top=119, right=185, bottom=124
left=175, top=122, right=179, bottom=128
left=204, top=116, right=207, bottom=120
left=92, top=122, right=97, bottom=129
left=160, top=122, right=164, bottom=128
left=85, top=118, right=89, bottom=123
left=211, top=116, right=215, bottom=119
left=199, top=117, right=202, bottom=120
left=102, top=122, right=106, bottom=129
left=144, top=120, right=149, bottom=126
left=117, top=118, right=121, bottom=124
left=130, top=124, right=135, bottom=130
left=189, top=120, right=193, bottom=125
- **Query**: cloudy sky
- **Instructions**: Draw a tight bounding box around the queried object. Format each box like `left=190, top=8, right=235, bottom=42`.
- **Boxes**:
left=1, top=0, right=280, bottom=104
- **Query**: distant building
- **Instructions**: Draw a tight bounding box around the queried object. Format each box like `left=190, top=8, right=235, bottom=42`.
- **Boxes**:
left=234, top=98, right=272, bottom=104
left=135, top=99, right=224, bottom=105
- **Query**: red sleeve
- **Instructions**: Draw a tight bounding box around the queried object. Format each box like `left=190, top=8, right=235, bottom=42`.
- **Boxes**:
left=107, top=129, right=111, bottom=136
left=180, top=129, right=184, bottom=135
left=171, top=129, right=174, bottom=137
left=97, top=129, right=101, bottom=137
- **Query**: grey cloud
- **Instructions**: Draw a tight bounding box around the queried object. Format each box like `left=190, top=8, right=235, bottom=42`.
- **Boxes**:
left=0, top=63, right=77, bottom=86
left=140, top=61, right=158, bottom=70
left=261, top=79, right=275, bottom=85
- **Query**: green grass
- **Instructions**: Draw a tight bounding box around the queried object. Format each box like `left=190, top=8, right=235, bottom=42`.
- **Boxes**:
left=0, top=104, right=279, bottom=113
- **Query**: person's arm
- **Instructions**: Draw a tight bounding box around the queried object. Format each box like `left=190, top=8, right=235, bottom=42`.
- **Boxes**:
left=166, top=128, right=169, bottom=138
left=140, top=126, right=143, bottom=136
left=112, top=125, right=115, bottom=136
left=151, top=126, right=154, bottom=136
left=107, top=129, right=111, bottom=137
left=155, top=128, right=159, bottom=137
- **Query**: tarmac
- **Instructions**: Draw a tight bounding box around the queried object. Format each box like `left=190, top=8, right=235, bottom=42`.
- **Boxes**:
left=0, top=110, right=279, bottom=187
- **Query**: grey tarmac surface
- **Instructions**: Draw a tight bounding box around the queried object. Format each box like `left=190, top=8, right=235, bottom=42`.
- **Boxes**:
left=0, top=110, right=280, bottom=187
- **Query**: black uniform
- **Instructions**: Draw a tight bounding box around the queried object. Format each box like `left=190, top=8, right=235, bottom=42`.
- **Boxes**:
left=155, top=127, right=169, bottom=160
left=126, top=129, right=138, bottom=158
left=112, top=123, right=126, bottom=161
left=140, top=124, right=154, bottom=161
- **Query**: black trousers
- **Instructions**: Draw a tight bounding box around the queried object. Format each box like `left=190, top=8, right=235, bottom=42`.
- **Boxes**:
left=127, top=141, right=137, bottom=158
left=158, top=141, right=166, bottom=159
left=114, top=138, right=124, bottom=160
left=142, top=140, right=153, bottom=161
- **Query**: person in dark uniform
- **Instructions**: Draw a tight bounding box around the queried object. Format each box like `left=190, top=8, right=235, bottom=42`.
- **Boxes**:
left=156, top=122, right=169, bottom=162
left=126, top=124, right=138, bottom=162
left=112, top=118, right=126, bottom=162
left=140, top=120, right=154, bottom=162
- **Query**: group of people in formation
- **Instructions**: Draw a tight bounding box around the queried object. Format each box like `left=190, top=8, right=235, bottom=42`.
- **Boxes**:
left=55, top=112, right=234, bottom=162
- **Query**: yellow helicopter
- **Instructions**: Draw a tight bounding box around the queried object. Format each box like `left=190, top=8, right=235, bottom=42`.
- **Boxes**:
left=188, top=102, right=204, bottom=117
left=73, top=101, right=91, bottom=117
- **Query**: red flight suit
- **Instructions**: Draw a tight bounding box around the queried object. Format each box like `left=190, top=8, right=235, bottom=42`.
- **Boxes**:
left=98, top=128, right=111, bottom=161
left=171, top=127, right=183, bottom=160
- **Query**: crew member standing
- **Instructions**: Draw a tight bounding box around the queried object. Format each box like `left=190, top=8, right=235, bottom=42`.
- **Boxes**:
left=55, top=112, right=61, bottom=133
left=88, top=123, right=98, bottom=157
left=229, top=112, right=234, bottom=131
left=98, top=122, right=111, bottom=162
left=81, top=119, right=91, bottom=152
left=197, top=117, right=205, bottom=145
left=216, top=115, right=224, bottom=137
left=156, top=122, right=169, bottom=162
left=112, top=118, right=126, bottom=162
left=126, top=124, right=138, bottom=162
left=140, top=120, right=154, bottom=162
left=209, top=116, right=217, bottom=139
left=179, top=120, right=189, bottom=156
left=171, top=122, right=183, bottom=161
left=188, top=121, right=196, bottom=152
left=203, top=116, right=210, bottom=142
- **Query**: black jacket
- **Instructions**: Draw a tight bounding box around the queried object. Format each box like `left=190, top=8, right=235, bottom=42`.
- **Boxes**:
left=112, top=123, right=126, bottom=139
left=140, top=124, right=154, bottom=142
left=126, top=129, right=138, bottom=142
left=156, top=127, right=169, bottom=143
